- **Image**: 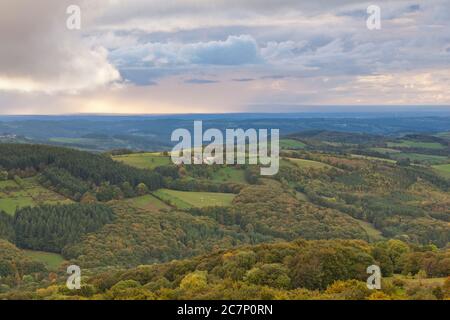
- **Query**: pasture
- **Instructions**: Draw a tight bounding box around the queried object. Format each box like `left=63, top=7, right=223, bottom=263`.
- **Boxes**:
left=113, top=153, right=171, bottom=169
left=0, top=178, right=71, bottom=215
left=350, top=154, right=396, bottom=163
left=285, top=157, right=332, bottom=169
left=389, top=153, right=449, bottom=165
left=370, top=147, right=401, bottom=154
left=210, top=167, right=247, bottom=184
left=153, top=189, right=235, bottom=209
left=432, top=164, right=450, bottom=179
left=23, top=250, right=65, bottom=271
left=387, top=140, right=446, bottom=150
left=127, top=194, right=170, bottom=211
left=280, top=139, right=307, bottom=149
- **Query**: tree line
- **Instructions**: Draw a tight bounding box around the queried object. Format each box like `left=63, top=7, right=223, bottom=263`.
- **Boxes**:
left=1, top=204, right=115, bottom=253
left=0, top=144, right=164, bottom=201
left=2, top=238, right=448, bottom=300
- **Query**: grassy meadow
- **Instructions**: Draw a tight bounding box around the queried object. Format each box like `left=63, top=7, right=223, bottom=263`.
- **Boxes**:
left=23, top=250, right=65, bottom=271
left=153, top=189, right=235, bottom=209
left=387, top=140, right=446, bottom=150
left=280, top=139, right=307, bottom=149
left=113, top=153, right=172, bottom=169
left=0, top=178, right=72, bottom=215
left=432, top=164, right=450, bottom=179
left=210, top=167, right=247, bottom=184
left=285, top=157, right=333, bottom=169
left=389, top=153, right=448, bottom=165
left=126, top=194, right=171, bottom=211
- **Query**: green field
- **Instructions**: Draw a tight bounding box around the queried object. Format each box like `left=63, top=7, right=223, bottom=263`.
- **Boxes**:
left=436, top=131, right=450, bottom=140
left=113, top=153, right=172, bottom=169
left=153, top=189, right=235, bottom=209
left=387, top=140, right=446, bottom=150
left=350, top=154, right=396, bottom=163
left=432, top=164, right=450, bottom=179
left=280, top=139, right=307, bottom=149
left=127, top=194, right=170, bottom=210
left=0, top=180, right=20, bottom=188
left=389, top=153, right=449, bottom=165
left=0, top=178, right=72, bottom=215
left=210, top=167, right=247, bottom=184
left=286, top=158, right=332, bottom=169
left=370, top=147, right=402, bottom=154
left=355, top=220, right=385, bottom=242
left=23, top=250, right=65, bottom=271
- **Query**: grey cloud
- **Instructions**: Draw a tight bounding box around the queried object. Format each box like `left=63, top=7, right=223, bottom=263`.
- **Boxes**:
left=0, top=0, right=120, bottom=93
left=95, top=0, right=379, bottom=25
left=109, top=35, right=262, bottom=68
left=232, top=78, right=256, bottom=82
left=184, top=79, right=219, bottom=84
left=119, top=69, right=158, bottom=86
left=2, top=0, right=450, bottom=112
left=260, top=75, right=288, bottom=80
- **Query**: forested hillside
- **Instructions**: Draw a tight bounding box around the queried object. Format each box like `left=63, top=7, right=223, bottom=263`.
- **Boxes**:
left=0, top=137, right=448, bottom=300
left=14, top=204, right=115, bottom=252
left=2, top=239, right=448, bottom=300
left=0, top=144, right=163, bottom=201
left=276, top=151, right=449, bottom=246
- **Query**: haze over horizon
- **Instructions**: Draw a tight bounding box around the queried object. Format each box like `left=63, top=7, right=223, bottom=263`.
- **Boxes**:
left=1, top=0, right=450, bottom=115
left=2, top=106, right=450, bottom=117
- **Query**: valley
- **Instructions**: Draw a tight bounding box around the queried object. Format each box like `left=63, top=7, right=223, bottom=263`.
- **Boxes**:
left=0, top=118, right=448, bottom=300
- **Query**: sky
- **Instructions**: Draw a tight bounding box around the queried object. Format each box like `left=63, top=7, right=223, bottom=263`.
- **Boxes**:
left=0, top=0, right=450, bottom=114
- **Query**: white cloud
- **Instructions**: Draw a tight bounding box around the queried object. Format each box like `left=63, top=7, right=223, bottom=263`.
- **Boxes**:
left=110, top=35, right=262, bottom=68
left=0, top=0, right=120, bottom=94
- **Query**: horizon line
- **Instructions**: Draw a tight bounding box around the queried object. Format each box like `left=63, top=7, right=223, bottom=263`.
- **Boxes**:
left=2, top=105, right=450, bottom=117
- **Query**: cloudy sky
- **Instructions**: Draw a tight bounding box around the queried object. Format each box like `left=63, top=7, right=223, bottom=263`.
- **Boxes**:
left=0, top=0, right=449, bottom=114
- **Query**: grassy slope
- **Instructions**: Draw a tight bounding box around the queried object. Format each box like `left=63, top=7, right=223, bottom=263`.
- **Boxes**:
left=126, top=194, right=171, bottom=211
left=350, top=154, right=397, bottom=163
left=280, top=139, right=307, bottom=149
left=432, top=164, right=450, bottom=179
left=23, top=250, right=65, bottom=271
left=113, top=153, right=171, bottom=169
left=286, top=157, right=333, bottom=169
left=370, top=147, right=402, bottom=154
left=153, top=189, right=235, bottom=209
left=389, top=152, right=449, bottom=165
left=0, top=178, right=72, bottom=215
left=210, top=167, right=247, bottom=184
left=387, top=140, right=446, bottom=150
left=355, top=220, right=385, bottom=242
